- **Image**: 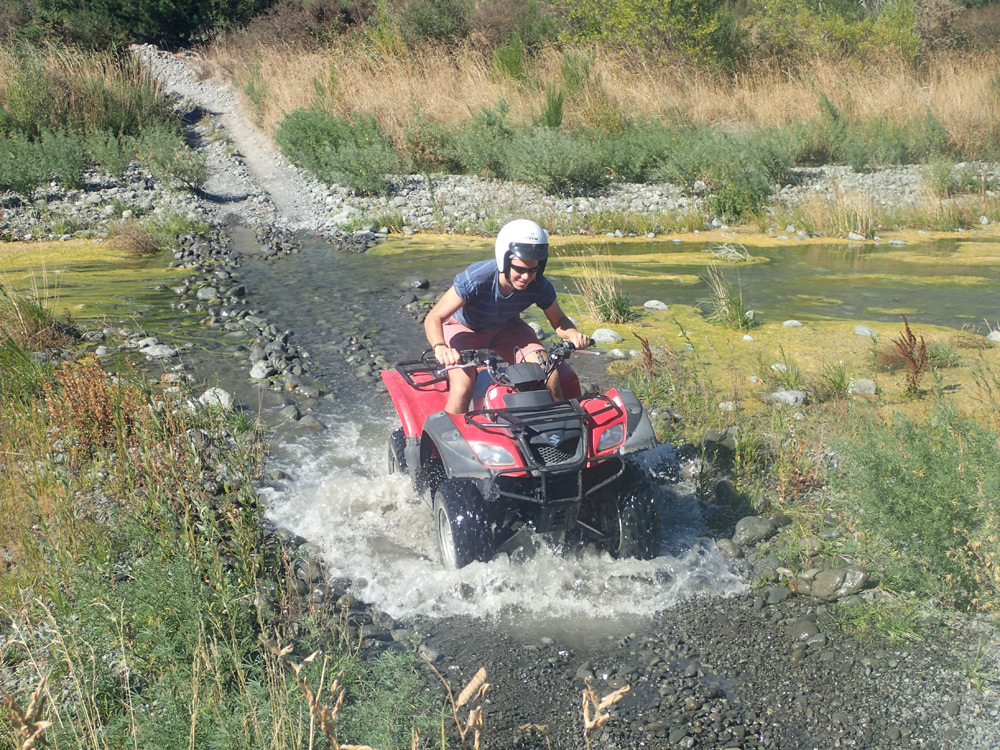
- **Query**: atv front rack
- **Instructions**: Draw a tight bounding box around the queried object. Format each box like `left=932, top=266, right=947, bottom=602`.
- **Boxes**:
left=464, top=394, right=621, bottom=436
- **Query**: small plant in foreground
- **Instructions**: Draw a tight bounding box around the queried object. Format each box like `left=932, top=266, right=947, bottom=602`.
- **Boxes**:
left=1, top=674, right=52, bottom=750
left=583, top=677, right=630, bottom=750
left=699, top=265, right=754, bottom=331
left=893, top=315, right=929, bottom=395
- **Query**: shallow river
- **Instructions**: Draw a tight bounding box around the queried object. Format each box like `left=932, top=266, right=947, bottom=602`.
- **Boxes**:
left=217, top=231, right=999, bottom=639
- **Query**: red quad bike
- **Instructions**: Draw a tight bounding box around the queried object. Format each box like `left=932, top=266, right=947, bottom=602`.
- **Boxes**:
left=381, top=340, right=661, bottom=569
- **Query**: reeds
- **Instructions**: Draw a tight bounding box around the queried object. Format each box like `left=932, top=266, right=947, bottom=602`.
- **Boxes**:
left=698, top=265, right=754, bottom=332
left=570, top=250, right=639, bottom=324
left=199, top=40, right=1000, bottom=159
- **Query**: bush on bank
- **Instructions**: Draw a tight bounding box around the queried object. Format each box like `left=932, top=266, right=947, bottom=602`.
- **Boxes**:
left=621, top=326, right=1000, bottom=621
left=0, top=288, right=431, bottom=748
left=0, top=44, right=204, bottom=195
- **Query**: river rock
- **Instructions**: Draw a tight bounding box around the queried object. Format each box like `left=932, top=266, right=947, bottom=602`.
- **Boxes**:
left=733, top=516, right=778, bottom=546
left=196, top=286, right=219, bottom=301
left=140, top=343, right=177, bottom=358
left=987, top=331, right=1000, bottom=343
left=783, top=319, right=804, bottom=327
left=848, top=378, right=878, bottom=395
left=762, top=389, right=808, bottom=407
left=250, top=361, right=277, bottom=379
left=644, top=300, right=669, bottom=310
left=199, top=387, right=233, bottom=409
left=797, top=536, right=824, bottom=556
left=788, top=617, right=820, bottom=642
left=592, top=328, right=624, bottom=343
left=848, top=231, right=866, bottom=241
left=854, top=324, right=879, bottom=338
left=298, top=414, right=326, bottom=430
left=796, top=565, right=869, bottom=601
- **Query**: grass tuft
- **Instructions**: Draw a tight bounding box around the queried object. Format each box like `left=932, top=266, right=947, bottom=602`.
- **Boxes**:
left=698, top=265, right=754, bottom=331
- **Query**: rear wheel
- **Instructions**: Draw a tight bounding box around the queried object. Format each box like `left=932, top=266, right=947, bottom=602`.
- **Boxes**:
left=433, top=479, right=492, bottom=569
left=596, top=462, right=660, bottom=560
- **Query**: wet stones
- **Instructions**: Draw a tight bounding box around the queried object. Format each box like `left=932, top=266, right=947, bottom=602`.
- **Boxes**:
left=732, top=516, right=778, bottom=546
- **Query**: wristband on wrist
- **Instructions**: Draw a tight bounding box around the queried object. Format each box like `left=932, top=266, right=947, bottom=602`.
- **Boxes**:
left=432, top=342, right=447, bottom=349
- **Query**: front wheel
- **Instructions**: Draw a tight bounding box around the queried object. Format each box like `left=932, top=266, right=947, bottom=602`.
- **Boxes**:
left=595, top=462, right=660, bottom=560
left=387, top=428, right=406, bottom=473
left=433, top=479, right=492, bottom=569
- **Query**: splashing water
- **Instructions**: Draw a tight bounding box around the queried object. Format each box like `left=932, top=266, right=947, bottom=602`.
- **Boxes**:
left=260, top=405, right=747, bottom=627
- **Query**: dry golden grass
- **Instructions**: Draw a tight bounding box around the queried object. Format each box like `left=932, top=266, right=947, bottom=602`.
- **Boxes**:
left=199, top=39, right=1000, bottom=153
left=110, top=224, right=159, bottom=257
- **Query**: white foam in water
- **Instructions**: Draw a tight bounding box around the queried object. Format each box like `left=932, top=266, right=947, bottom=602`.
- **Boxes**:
left=261, top=410, right=747, bottom=625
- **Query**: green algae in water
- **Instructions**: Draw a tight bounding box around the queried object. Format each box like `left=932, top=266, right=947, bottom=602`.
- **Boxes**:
left=0, top=239, right=183, bottom=323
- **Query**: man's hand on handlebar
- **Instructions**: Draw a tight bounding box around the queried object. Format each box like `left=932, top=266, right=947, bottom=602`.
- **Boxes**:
left=565, top=329, right=591, bottom=351
left=434, top=344, right=462, bottom=367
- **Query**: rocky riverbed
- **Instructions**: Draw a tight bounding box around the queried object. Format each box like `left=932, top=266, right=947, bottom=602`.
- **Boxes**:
left=2, top=45, right=999, bottom=750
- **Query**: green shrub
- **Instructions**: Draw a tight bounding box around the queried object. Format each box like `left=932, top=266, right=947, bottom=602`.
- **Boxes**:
left=831, top=406, right=1000, bottom=611
left=699, top=264, right=755, bottom=331
left=601, top=120, right=679, bottom=182
left=402, top=111, right=463, bottom=172
left=398, top=0, right=471, bottom=45
left=0, top=45, right=174, bottom=139
left=86, top=129, right=138, bottom=180
left=662, top=127, right=791, bottom=220
left=595, top=289, right=638, bottom=323
left=275, top=109, right=399, bottom=196
left=139, top=124, right=207, bottom=192
left=554, top=0, right=730, bottom=61
left=35, top=0, right=271, bottom=47
left=534, top=83, right=565, bottom=128
left=0, top=133, right=52, bottom=194
left=40, top=129, right=87, bottom=189
left=559, top=50, right=594, bottom=94
left=506, top=127, right=609, bottom=194
left=493, top=33, right=530, bottom=82
left=450, top=100, right=516, bottom=177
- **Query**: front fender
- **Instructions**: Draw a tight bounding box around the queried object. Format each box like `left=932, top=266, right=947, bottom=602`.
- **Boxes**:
left=423, top=411, right=494, bottom=480
left=615, top=388, right=657, bottom=454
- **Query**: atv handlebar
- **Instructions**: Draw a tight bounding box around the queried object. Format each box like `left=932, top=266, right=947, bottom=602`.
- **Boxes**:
left=428, top=339, right=596, bottom=378
left=396, top=339, right=598, bottom=389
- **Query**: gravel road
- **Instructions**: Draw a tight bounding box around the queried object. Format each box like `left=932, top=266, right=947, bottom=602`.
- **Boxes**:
left=131, top=44, right=1000, bottom=750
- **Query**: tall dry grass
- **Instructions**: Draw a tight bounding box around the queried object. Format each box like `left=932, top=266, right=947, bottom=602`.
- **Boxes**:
left=0, top=44, right=169, bottom=137
left=200, top=39, right=1000, bottom=154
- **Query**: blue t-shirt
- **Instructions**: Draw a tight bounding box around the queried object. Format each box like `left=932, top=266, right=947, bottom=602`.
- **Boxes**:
left=452, top=260, right=557, bottom=330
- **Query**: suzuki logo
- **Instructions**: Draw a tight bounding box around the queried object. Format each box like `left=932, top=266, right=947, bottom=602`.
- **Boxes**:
left=546, top=431, right=564, bottom=447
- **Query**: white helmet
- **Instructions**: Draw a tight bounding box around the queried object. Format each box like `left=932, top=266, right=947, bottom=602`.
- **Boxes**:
left=494, top=219, right=549, bottom=282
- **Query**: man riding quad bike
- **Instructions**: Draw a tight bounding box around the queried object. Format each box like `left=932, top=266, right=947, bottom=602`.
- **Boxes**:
left=382, top=219, right=660, bottom=568
left=382, top=341, right=660, bottom=568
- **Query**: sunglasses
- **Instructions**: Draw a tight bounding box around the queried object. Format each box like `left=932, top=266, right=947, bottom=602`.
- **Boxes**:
left=509, top=262, right=539, bottom=276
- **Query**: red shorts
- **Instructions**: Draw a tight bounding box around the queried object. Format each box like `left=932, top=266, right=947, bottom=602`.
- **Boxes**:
left=442, top=316, right=544, bottom=364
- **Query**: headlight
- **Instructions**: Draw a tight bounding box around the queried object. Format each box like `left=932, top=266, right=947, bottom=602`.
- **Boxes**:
left=596, top=423, right=624, bottom=451
left=470, top=442, right=516, bottom=467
